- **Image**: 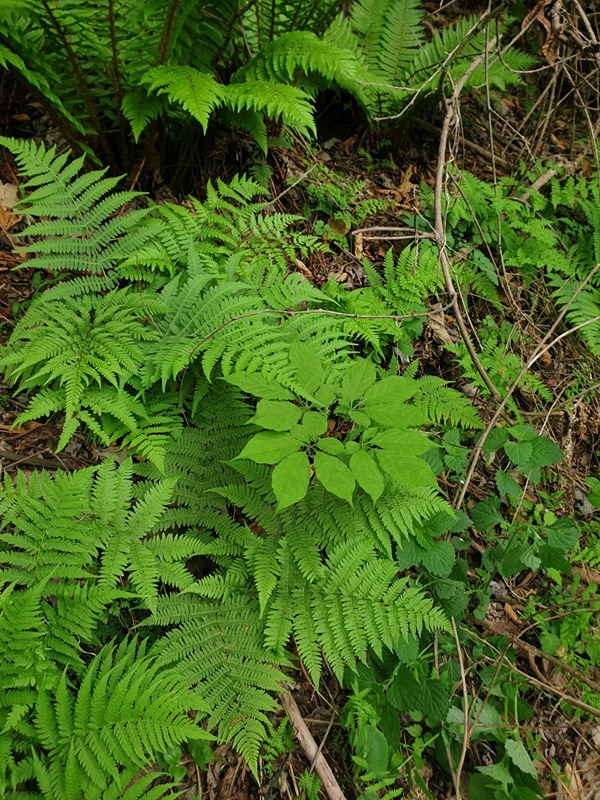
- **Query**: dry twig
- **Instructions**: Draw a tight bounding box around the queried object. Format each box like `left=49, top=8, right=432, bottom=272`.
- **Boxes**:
left=279, top=692, right=347, bottom=800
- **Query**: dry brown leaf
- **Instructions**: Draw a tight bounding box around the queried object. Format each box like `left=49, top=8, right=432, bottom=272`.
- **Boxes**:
left=427, top=303, right=455, bottom=345
left=558, top=763, right=586, bottom=800
left=0, top=182, right=21, bottom=230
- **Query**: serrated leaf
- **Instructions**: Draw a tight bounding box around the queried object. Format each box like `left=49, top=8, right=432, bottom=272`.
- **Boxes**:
left=237, top=431, right=299, bottom=464
left=504, top=440, right=533, bottom=469
left=388, top=666, right=421, bottom=711
left=421, top=679, right=450, bottom=723
left=471, top=497, right=504, bottom=531
left=481, top=427, right=510, bottom=454
left=272, top=452, right=311, bottom=510
left=251, top=399, right=302, bottom=431
left=313, top=452, right=355, bottom=504
left=421, top=541, right=455, bottom=577
left=349, top=450, right=384, bottom=503
left=340, top=358, right=376, bottom=406
left=495, top=469, right=521, bottom=502
left=504, top=739, right=537, bottom=776
left=545, top=519, right=579, bottom=552
left=529, top=435, right=563, bottom=468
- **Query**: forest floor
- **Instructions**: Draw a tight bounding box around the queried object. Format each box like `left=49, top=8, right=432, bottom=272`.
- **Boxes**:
left=1, top=12, right=600, bottom=798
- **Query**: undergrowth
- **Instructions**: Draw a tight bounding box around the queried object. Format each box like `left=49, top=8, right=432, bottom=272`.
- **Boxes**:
left=0, top=131, right=598, bottom=800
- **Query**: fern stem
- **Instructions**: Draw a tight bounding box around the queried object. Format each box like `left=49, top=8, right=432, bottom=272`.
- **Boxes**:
left=213, top=0, right=257, bottom=69
left=107, top=0, right=130, bottom=169
left=39, top=0, right=115, bottom=169
left=186, top=303, right=453, bottom=361
left=158, top=0, right=181, bottom=64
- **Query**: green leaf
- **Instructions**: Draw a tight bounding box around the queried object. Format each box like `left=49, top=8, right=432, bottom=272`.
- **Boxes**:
left=349, top=450, right=384, bottom=503
left=471, top=497, right=504, bottom=531
left=313, top=383, right=338, bottom=406
left=316, top=438, right=345, bottom=455
left=371, top=429, right=433, bottom=455
left=421, top=679, right=450, bottom=724
left=272, top=452, right=311, bottom=509
left=388, top=666, right=421, bottom=711
left=364, top=401, right=428, bottom=428
left=224, top=372, right=294, bottom=400
left=289, top=339, right=323, bottom=395
left=364, top=375, right=417, bottom=405
left=545, top=519, right=579, bottom=552
left=349, top=410, right=371, bottom=426
left=495, top=469, right=521, bottom=503
left=421, top=541, right=455, bottom=577
left=340, top=358, right=376, bottom=406
left=504, top=440, right=533, bottom=469
left=504, top=739, right=537, bottom=777
left=356, top=726, right=388, bottom=775
left=587, top=477, right=600, bottom=508
left=481, top=427, right=510, bottom=454
left=529, top=435, right=563, bottom=468
left=313, top=452, right=355, bottom=504
left=375, top=452, right=437, bottom=489
left=251, top=399, right=302, bottom=431
left=477, top=762, right=514, bottom=793
left=237, top=431, right=300, bottom=464
left=301, top=411, right=329, bottom=439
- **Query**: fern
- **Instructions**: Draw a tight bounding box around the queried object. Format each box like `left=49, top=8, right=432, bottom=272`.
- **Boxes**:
left=151, top=597, right=290, bottom=770
left=0, top=140, right=481, bottom=781
left=0, top=460, right=210, bottom=799
left=32, top=639, right=205, bottom=799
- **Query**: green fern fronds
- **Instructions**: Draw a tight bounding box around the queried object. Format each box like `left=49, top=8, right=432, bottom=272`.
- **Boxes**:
left=151, top=597, right=290, bottom=771
left=140, top=66, right=225, bottom=133
left=349, top=0, right=424, bottom=82
left=0, top=137, right=146, bottom=276
left=1, top=290, right=159, bottom=450
left=33, top=639, right=206, bottom=799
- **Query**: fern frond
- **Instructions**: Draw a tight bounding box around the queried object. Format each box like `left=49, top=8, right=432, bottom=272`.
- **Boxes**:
left=349, top=0, right=424, bottom=82
left=414, top=376, right=483, bottom=429
left=152, top=597, right=290, bottom=771
left=233, top=30, right=366, bottom=103
left=141, top=65, right=225, bottom=133
left=35, top=639, right=205, bottom=796
left=0, top=138, right=145, bottom=274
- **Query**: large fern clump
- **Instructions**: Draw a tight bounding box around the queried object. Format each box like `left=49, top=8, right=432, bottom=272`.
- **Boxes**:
left=0, top=0, right=534, bottom=170
left=0, top=458, right=212, bottom=799
left=0, top=0, right=347, bottom=167
left=0, top=139, right=487, bottom=780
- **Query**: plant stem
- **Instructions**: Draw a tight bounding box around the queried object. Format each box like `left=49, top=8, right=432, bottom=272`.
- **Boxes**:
left=39, top=0, right=115, bottom=168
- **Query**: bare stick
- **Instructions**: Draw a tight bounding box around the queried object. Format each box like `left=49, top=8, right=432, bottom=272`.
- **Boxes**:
left=279, top=692, right=347, bottom=800
left=433, top=34, right=502, bottom=401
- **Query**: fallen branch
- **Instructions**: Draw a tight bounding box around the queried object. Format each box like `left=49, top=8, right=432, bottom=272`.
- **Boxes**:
left=279, top=691, right=347, bottom=800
